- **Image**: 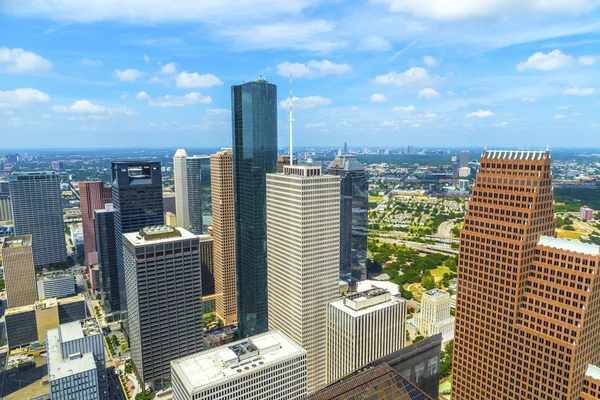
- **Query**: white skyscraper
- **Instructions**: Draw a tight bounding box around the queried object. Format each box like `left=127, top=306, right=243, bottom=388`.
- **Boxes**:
left=173, top=149, right=207, bottom=235
left=266, top=165, right=340, bottom=393
left=174, top=149, right=190, bottom=230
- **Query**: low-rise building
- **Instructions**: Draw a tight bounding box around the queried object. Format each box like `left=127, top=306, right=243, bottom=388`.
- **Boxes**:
left=37, top=272, right=75, bottom=299
left=407, top=289, right=454, bottom=346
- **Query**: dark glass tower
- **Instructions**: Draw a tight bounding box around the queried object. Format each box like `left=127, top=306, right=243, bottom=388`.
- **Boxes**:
left=327, top=155, right=368, bottom=281
left=232, top=78, right=278, bottom=338
left=199, top=156, right=212, bottom=233
left=186, top=156, right=204, bottom=235
left=95, top=204, right=119, bottom=316
left=111, top=162, right=164, bottom=337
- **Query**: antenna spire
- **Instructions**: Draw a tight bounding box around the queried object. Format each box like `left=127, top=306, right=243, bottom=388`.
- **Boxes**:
left=289, top=73, right=293, bottom=167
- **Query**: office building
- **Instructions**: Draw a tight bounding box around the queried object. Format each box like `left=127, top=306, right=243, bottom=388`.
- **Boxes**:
left=3, top=235, right=37, bottom=308
left=210, top=149, right=237, bottom=325
left=452, top=149, right=600, bottom=400
left=581, top=205, right=594, bottom=221
left=57, top=294, right=87, bottom=324
left=451, top=156, right=459, bottom=177
left=70, top=223, right=84, bottom=257
left=123, top=225, right=203, bottom=390
left=89, top=265, right=100, bottom=291
left=8, top=171, right=67, bottom=266
left=458, top=166, right=470, bottom=177
left=327, top=287, right=406, bottom=383
left=174, top=149, right=191, bottom=231
left=51, top=160, right=64, bottom=171
left=266, top=165, right=340, bottom=392
left=37, top=272, right=75, bottom=299
left=47, top=318, right=107, bottom=400
left=459, top=150, right=469, bottom=168
left=79, top=181, right=112, bottom=266
left=197, top=155, right=212, bottom=233
left=0, top=195, right=12, bottom=221
left=174, top=150, right=208, bottom=235
left=581, top=365, right=600, bottom=399
left=458, top=179, right=469, bottom=191
left=165, top=212, right=177, bottom=227
left=0, top=180, right=9, bottom=195
left=163, top=192, right=176, bottom=215
left=407, top=289, right=454, bottom=345
left=277, top=155, right=293, bottom=173
left=111, top=161, right=164, bottom=336
left=171, top=331, right=307, bottom=400
left=232, top=78, right=278, bottom=337
left=199, top=235, right=215, bottom=297
left=327, top=155, right=368, bottom=281
left=94, top=204, right=119, bottom=315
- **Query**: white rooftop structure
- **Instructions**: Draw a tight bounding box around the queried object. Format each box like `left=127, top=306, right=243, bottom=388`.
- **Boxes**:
left=356, top=280, right=400, bottom=296
left=330, top=287, right=404, bottom=318
left=482, top=149, right=549, bottom=160
left=47, top=328, right=96, bottom=381
left=538, top=236, right=600, bottom=256
left=123, top=225, right=197, bottom=246
left=586, top=364, right=600, bottom=380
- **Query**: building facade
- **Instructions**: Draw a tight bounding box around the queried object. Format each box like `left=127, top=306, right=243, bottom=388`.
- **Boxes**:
left=266, top=165, right=340, bottom=392
left=327, top=155, right=368, bottom=281
left=174, top=150, right=211, bottom=235
left=0, top=195, right=12, bottom=221
left=170, top=331, right=307, bottom=400
left=407, top=289, right=454, bottom=345
left=581, top=365, right=600, bottom=399
left=200, top=235, right=215, bottom=297
left=8, top=171, right=67, bottom=266
left=37, top=273, right=75, bottom=299
left=210, top=149, right=237, bottom=325
left=123, top=226, right=203, bottom=391
left=459, top=150, right=469, bottom=168
left=232, top=79, right=278, bottom=338
left=581, top=205, right=594, bottom=221
left=79, top=181, right=112, bottom=266
left=327, top=288, right=406, bottom=383
left=94, top=204, right=119, bottom=315
left=174, top=149, right=190, bottom=231
left=3, top=235, right=37, bottom=308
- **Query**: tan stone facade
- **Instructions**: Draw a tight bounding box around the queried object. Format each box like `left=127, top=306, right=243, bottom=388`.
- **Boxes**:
left=3, top=235, right=37, bottom=308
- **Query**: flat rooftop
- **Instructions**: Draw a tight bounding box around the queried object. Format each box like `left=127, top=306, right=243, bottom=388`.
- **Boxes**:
left=59, top=318, right=101, bottom=343
left=6, top=298, right=58, bottom=316
left=357, top=281, right=400, bottom=296
left=538, top=236, right=600, bottom=256
left=331, top=290, right=404, bottom=317
left=47, top=328, right=96, bottom=381
left=2, top=235, right=32, bottom=248
left=124, top=226, right=197, bottom=246
left=482, top=149, right=549, bottom=161
left=171, top=331, right=306, bottom=395
left=586, top=364, right=600, bottom=381
left=424, top=289, right=447, bottom=297
left=57, top=294, right=85, bottom=306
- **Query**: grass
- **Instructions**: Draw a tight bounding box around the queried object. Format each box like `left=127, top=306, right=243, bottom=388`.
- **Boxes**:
left=430, top=265, right=452, bottom=282
left=369, top=195, right=384, bottom=202
left=557, top=230, right=583, bottom=240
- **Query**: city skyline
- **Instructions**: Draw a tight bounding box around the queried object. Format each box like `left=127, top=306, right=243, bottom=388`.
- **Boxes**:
left=2, top=2, right=600, bottom=148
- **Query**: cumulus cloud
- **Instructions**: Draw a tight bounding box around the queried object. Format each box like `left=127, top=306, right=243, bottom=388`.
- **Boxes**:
left=176, top=72, right=223, bottom=88
left=135, top=91, right=150, bottom=100
left=578, top=56, right=599, bottom=65
left=380, top=120, right=399, bottom=127
left=361, top=36, right=392, bottom=52
left=423, top=55, right=440, bottom=67
left=52, top=100, right=136, bottom=116
left=276, top=60, right=352, bottom=78
left=114, top=68, right=144, bottom=81
left=371, top=93, right=388, bottom=102
left=554, top=114, right=567, bottom=119
left=564, top=87, right=598, bottom=96
left=517, top=50, right=573, bottom=71
left=392, top=105, right=416, bottom=113
left=496, top=122, right=509, bottom=127
left=148, top=92, right=212, bottom=107
left=0, top=47, right=52, bottom=72
left=466, top=109, right=495, bottom=118
left=279, top=96, right=331, bottom=109
left=205, top=108, right=230, bottom=117
left=418, top=88, right=440, bottom=99
left=160, top=62, right=177, bottom=74
left=0, top=88, right=50, bottom=108
left=374, top=67, right=440, bottom=87
left=557, top=105, right=573, bottom=110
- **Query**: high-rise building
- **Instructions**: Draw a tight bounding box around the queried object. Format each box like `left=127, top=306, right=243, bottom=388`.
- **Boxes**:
left=0, top=180, right=9, bottom=195
left=210, top=149, right=237, bottom=325
left=174, top=150, right=211, bottom=235
left=198, top=155, right=212, bottom=233
left=170, top=331, right=307, bottom=400
left=326, top=286, right=406, bottom=383
left=459, top=150, right=469, bottom=168
left=407, top=289, right=454, bottom=345
left=0, top=195, right=13, bottom=221
left=94, top=204, right=119, bottom=315
left=123, top=225, right=203, bottom=391
left=232, top=78, right=278, bottom=337
left=277, top=155, right=291, bottom=173
left=2, top=235, right=37, bottom=308
left=174, top=149, right=191, bottom=231
left=458, top=179, right=469, bottom=191
left=581, top=205, right=594, bottom=221
left=200, top=235, right=215, bottom=297
left=581, top=365, right=600, bottom=399
left=79, top=181, right=112, bottom=266
left=266, top=165, right=340, bottom=392
left=111, top=161, right=164, bottom=336
left=327, top=155, right=368, bottom=281
left=9, top=171, right=67, bottom=266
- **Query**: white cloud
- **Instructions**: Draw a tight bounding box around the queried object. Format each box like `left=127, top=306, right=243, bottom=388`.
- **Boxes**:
left=0, top=88, right=50, bottom=108
left=418, top=88, right=440, bottom=99
left=517, top=49, right=573, bottom=71
left=572, top=112, right=583, bottom=116
left=81, top=58, right=102, bottom=66
left=380, top=120, right=399, bottom=127
left=522, top=97, right=537, bottom=103
left=554, top=114, right=567, bottom=119
left=306, top=122, right=326, bottom=128
left=176, top=72, right=223, bottom=88
left=578, top=56, right=599, bottom=65
left=371, top=93, right=388, bottom=102
left=446, top=91, right=458, bottom=96
left=496, top=122, right=509, bottom=127
left=347, top=105, right=360, bottom=112
left=276, top=60, right=351, bottom=78
left=392, top=105, right=416, bottom=113
left=114, top=68, right=144, bottom=81
left=148, top=92, right=212, bottom=107
left=423, top=55, right=440, bottom=67
left=557, top=105, right=573, bottom=110
left=135, top=91, right=151, bottom=100
left=466, top=109, right=495, bottom=118
left=205, top=108, right=230, bottom=117
left=564, top=87, right=598, bottom=96
left=374, top=67, right=440, bottom=87
left=279, top=96, right=332, bottom=109
left=361, top=36, right=392, bottom=52
left=160, top=62, right=177, bottom=74
left=144, top=55, right=150, bottom=63
left=0, top=47, right=52, bottom=72
left=52, top=100, right=136, bottom=116
left=374, top=0, right=599, bottom=21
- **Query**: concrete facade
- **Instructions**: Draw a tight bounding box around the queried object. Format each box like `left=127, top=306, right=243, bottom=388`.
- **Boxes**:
left=3, top=235, right=38, bottom=308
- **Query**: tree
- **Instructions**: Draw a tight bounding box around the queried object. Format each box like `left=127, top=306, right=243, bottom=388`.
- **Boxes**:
left=414, top=335, right=425, bottom=343
left=421, top=271, right=436, bottom=291
left=440, top=339, right=454, bottom=378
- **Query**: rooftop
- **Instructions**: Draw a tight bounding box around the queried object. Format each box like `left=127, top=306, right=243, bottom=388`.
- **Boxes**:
left=331, top=288, right=404, bottom=317
left=95, top=203, right=114, bottom=214
left=481, top=149, right=549, bottom=161
left=47, top=328, right=96, bottom=382
left=424, top=289, right=448, bottom=298
left=171, top=331, right=306, bottom=395
left=57, top=294, right=85, bottom=306
left=357, top=280, right=400, bottom=296
left=327, top=155, right=365, bottom=172
left=586, top=364, right=600, bottom=381
left=6, top=298, right=58, bottom=316
left=283, top=164, right=322, bottom=177
left=59, top=318, right=101, bottom=343
left=538, top=236, right=600, bottom=256
left=174, top=148, right=189, bottom=158
left=124, top=226, right=198, bottom=246
left=2, top=235, right=32, bottom=248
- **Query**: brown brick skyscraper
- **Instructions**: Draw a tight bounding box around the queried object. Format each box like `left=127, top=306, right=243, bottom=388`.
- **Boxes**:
left=79, top=181, right=112, bottom=266
left=453, top=149, right=600, bottom=399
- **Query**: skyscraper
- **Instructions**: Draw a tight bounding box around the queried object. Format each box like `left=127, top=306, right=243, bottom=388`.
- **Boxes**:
left=123, top=225, right=203, bottom=391
left=174, top=150, right=208, bottom=235
left=232, top=78, right=278, bottom=337
left=210, top=149, right=237, bottom=326
left=327, top=155, right=368, bottom=281
left=198, top=155, right=212, bottom=233
left=111, top=162, right=164, bottom=337
left=459, top=150, right=469, bottom=168
left=3, top=235, right=37, bottom=308
left=174, top=149, right=190, bottom=231
left=450, top=150, right=600, bottom=399
left=266, top=165, right=340, bottom=392
left=94, top=204, right=119, bottom=315
left=79, top=181, right=112, bottom=266
left=9, top=171, right=67, bottom=266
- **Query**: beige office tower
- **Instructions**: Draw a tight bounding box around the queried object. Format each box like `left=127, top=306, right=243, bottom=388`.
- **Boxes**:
left=174, top=149, right=190, bottom=230
left=210, top=149, right=237, bottom=326
left=3, top=235, right=37, bottom=308
left=165, top=212, right=177, bottom=227
left=266, top=165, right=340, bottom=393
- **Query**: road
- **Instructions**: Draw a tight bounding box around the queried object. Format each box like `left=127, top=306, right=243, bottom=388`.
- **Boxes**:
left=375, top=167, right=418, bottom=209
left=437, top=220, right=454, bottom=238
left=377, top=236, right=458, bottom=255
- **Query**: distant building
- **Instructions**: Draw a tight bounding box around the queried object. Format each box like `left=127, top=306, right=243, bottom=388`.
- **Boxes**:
left=89, top=266, right=100, bottom=292
left=0, top=195, right=13, bottom=221
left=458, top=166, right=471, bottom=177
left=51, top=161, right=64, bottom=171
left=458, top=179, right=469, bottom=191
left=9, top=171, right=67, bottom=266
left=162, top=192, right=176, bottom=215
left=3, top=235, right=37, bottom=308
left=70, top=223, right=84, bottom=256
left=581, top=365, right=600, bottom=399
left=200, top=235, right=214, bottom=297
left=79, top=181, right=112, bottom=266
left=0, top=180, right=9, bottom=195
left=123, top=225, right=203, bottom=391
left=37, top=273, right=75, bottom=299
left=408, top=289, right=454, bottom=345
left=165, top=211, right=177, bottom=227
left=170, top=331, right=307, bottom=400
left=94, top=204, right=119, bottom=315
left=581, top=206, right=594, bottom=221
left=459, top=151, right=469, bottom=168
left=174, top=149, right=206, bottom=235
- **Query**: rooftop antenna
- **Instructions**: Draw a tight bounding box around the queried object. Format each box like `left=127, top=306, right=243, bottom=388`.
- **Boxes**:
left=289, top=73, right=293, bottom=168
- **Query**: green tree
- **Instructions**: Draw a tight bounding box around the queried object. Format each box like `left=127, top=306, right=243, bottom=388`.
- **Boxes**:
left=440, top=339, right=454, bottom=378
left=421, top=271, right=436, bottom=291
left=413, top=335, right=425, bottom=343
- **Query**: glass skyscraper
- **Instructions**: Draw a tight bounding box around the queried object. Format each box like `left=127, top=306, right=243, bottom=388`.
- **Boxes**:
left=232, top=78, right=278, bottom=338
left=95, top=204, right=119, bottom=316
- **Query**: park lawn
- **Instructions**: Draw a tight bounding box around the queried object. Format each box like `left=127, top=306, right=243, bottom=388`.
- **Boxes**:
left=557, top=230, right=583, bottom=240
left=405, top=282, right=426, bottom=302
left=369, top=195, right=384, bottom=202
left=430, top=265, right=452, bottom=282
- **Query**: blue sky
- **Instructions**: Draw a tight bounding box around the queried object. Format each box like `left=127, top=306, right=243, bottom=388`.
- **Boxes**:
left=2, top=0, right=600, bottom=149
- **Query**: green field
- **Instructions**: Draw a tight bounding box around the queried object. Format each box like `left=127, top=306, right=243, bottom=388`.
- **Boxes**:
left=369, top=195, right=383, bottom=202
left=430, top=265, right=452, bottom=281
